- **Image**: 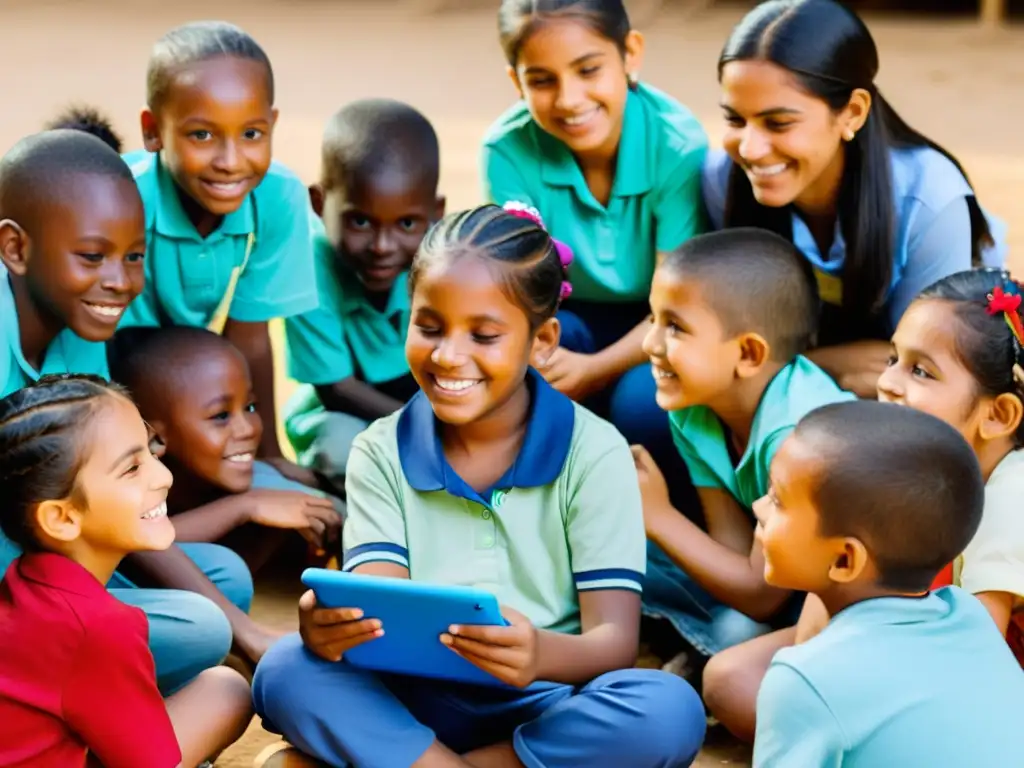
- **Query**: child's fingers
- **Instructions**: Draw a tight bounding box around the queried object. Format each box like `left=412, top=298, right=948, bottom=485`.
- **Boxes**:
left=311, top=606, right=365, bottom=625
left=440, top=633, right=521, bottom=666
left=444, top=644, right=520, bottom=684
left=448, top=623, right=521, bottom=646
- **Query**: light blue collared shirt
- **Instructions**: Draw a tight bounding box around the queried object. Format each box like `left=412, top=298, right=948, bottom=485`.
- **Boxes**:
left=703, top=146, right=1008, bottom=334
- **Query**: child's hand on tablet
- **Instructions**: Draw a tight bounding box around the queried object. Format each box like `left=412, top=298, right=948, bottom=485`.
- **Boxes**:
left=440, top=606, right=538, bottom=688
left=298, top=589, right=383, bottom=662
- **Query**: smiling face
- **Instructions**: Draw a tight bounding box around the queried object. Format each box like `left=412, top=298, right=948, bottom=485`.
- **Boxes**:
left=406, top=256, right=539, bottom=426
left=1, top=174, right=146, bottom=342
left=644, top=268, right=740, bottom=412
left=719, top=60, right=859, bottom=213
left=877, top=299, right=989, bottom=443
left=752, top=433, right=838, bottom=592
left=143, top=56, right=277, bottom=224
left=70, top=394, right=176, bottom=556
left=321, top=169, right=442, bottom=295
left=510, top=19, right=642, bottom=159
left=155, top=344, right=262, bottom=494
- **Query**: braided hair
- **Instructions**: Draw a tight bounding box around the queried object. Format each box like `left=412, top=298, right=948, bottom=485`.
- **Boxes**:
left=0, top=375, right=127, bottom=550
left=918, top=269, right=1024, bottom=446
left=410, top=203, right=573, bottom=331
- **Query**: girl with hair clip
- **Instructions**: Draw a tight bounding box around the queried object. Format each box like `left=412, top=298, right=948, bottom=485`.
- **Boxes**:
left=705, top=0, right=1007, bottom=397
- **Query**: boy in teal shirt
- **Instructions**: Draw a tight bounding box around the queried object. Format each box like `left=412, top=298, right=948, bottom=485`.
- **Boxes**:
left=284, top=99, right=444, bottom=493
left=753, top=401, right=1024, bottom=766
left=634, top=228, right=855, bottom=668
left=0, top=127, right=251, bottom=694
left=120, top=22, right=317, bottom=483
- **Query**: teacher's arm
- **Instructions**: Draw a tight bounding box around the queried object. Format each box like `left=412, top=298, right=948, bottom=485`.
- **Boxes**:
left=807, top=197, right=974, bottom=397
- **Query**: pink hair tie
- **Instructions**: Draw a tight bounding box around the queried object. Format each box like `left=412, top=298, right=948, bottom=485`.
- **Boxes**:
left=502, top=202, right=574, bottom=301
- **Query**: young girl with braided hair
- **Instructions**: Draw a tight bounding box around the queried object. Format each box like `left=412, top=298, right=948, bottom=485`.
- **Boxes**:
left=250, top=203, right=706, bottom=768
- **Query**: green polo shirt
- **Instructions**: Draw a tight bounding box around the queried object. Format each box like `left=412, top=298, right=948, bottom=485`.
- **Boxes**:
left=1, top=267, right=110, bottom=399
left=285, top=218, right=411, bottom=387
left=481, top=83, right=707, bottom=303
left=342, top=371, right=646, bottom=634
left=671, top=356, right=855, bottom=511
left=119, top=151, right=317, bottom=329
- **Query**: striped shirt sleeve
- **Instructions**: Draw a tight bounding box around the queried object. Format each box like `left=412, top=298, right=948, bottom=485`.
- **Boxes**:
left=342, top=435, right=409, bottom=572
left=566, top=429, right=646, bottom=595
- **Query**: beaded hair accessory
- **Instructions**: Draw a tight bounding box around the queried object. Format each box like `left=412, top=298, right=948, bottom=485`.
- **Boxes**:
left=985, top=279, right=1024, bottom=388
left=503, top=201, right=574, bottom=301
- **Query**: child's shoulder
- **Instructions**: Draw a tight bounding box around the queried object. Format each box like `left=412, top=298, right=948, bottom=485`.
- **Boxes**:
left=481, top=100, right=537, bottom=151
left=634, top=83, right=706, bottom=155
left=758, top=356, right=855, bottom=437
left=251, top=160, right=309, bottom=208
left=351, top=407, right=405, bottom=462
left=567, top=400, right=631, bottom=461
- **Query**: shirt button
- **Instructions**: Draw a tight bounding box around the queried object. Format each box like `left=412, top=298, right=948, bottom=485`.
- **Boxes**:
left=199, top=251, right=209, bottom=259
left=482, top=510, right=492, bottom=520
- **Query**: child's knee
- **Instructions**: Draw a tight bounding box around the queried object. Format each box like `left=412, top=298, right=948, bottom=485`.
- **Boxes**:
left=702, top=646, right=759, bottom=724
left=212, top=547, right=256, bottom=613
left=149, top=592, right=233, bottom=692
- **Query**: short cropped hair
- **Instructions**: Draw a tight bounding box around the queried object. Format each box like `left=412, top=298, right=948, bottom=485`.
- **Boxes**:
left=321, top=99, right=439, bottom=193
left=661, top=227, right=819, bottom=361
left=146, top=21, right=273, bottom=110
left=796, top=400, right=984, bottom=592
left=0, top=129, right=136, bottom=230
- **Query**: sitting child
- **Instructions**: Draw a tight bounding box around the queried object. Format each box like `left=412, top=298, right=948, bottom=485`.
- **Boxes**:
left=283, top=98, right=444, bottom=493
left=109, top=325, right=344, bottom=577
left=252, top=203, right=706, bottom=768
left=0, top=127, right=252, bottom=693
left=879, top=268, right=1024, bottom=658
left=0, top=375, right=251, bottom=767
left=634, top=228, right=854, bottom=670
left=752, top=400, right=1023, bottom=766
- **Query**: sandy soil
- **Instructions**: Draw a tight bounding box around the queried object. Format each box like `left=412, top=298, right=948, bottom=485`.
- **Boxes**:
left=1, top=1, right=1021, bottom=766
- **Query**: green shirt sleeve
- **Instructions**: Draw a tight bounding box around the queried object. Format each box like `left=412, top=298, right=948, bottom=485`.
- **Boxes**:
left=670, top=411, right=724, bottom=489
left=481, top=142, right=536, bottom=208
left=566, top=416, right=646, bottom=593
left=341, top=429, right=409, bottom=571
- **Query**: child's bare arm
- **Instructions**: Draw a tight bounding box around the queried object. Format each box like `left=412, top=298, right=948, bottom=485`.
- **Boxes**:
left=533, top=590, right=640, bottom=684
left=315, top=378, right=404, bottom=421
left=166, top=495, right=251, bottom=543
left=166, top=666, right=252, bottom=767
left=649, top=512, right=790, bottom=621
left=169, top=490, right=339, bottom=546
left=699, top=486, right=756, bottom=555
left=975, top=591, right=1015, bottom=636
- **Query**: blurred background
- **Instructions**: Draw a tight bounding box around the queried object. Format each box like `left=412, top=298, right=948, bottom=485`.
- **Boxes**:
left=2, top=1, right=1019, bottom=764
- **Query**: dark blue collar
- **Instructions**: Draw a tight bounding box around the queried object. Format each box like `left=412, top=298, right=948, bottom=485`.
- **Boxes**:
left=397, top=368, right=575, bottom=502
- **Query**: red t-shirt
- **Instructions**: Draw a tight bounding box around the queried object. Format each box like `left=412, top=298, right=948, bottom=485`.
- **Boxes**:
left=0, top=553, right=181, bottom=768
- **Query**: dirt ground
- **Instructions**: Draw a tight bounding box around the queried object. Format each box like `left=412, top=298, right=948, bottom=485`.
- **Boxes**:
left=1, top=1, right=1022, bottom=766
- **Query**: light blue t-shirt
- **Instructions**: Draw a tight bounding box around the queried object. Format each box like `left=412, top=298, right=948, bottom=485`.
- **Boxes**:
left=754, top=588, right=1024, bottom=767
left=703, top=146, right=1008, bottom=333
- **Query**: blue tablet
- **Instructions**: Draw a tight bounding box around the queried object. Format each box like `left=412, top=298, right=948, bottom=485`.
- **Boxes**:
left=301, top=568, right=512, bottom=687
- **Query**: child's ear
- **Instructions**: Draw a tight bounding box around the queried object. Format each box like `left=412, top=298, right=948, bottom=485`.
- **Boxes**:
left=34, top=500, right=82, bottom=545
left=433, top=195, right=447, bottom=223
left=0, top=220, right=28, bottom=275
left=270, top=107, right=279, bottom=130
left=140, top=108, right=163, bottom=153
left=308, top=184, right=325, bottom=218
left=735, top=332, right=770, bottom=379
left=530, top=317, right=561, bottom=369
left=623, top=29, right=646, bottom=83
left=828, top=538, right=870, bottom=584
left=979, top=392, right=1023, bottom=443
left=506, top=65, right=524, bottom=100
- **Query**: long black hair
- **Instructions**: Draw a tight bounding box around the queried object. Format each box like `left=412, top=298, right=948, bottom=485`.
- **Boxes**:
left=719, top=0, right=991, bottom=328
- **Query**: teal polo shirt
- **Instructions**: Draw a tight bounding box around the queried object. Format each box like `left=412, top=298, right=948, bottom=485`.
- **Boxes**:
left=284, top=218, right=410, bottom=387
left=342, top=371, right=646, bottom=634
left=481, top=83, right=708, bottom=303
left=1, top=267, right=110, bottom=399
left=671, top=356, right=855, bottom=511
left=754, top=589, right=1024, bottom=766
left=119, top=151, right=317, bottom=329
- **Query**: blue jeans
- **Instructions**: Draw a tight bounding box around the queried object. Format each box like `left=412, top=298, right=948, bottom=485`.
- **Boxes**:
left=254, top=633, right=707, bottom=768
left=642, top=541, right=774, bottom=658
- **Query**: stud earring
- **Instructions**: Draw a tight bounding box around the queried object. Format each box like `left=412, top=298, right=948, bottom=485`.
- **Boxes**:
left=627, top=71, right=639, bottom=86
left=843, top=128, right=856, bottom=142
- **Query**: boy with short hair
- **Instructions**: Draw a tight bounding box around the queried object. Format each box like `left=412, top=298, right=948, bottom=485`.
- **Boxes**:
left=753, top=400, right=1024, bottom=765
left=283, top=99, right=445, bottom=493
left=634, top=228, right=856, bottom=667
left=109, top=325, right=344, bottom=662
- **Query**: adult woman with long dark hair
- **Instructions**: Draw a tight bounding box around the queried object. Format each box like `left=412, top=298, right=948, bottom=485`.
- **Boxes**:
left=703, top=0, right=1006, bottom=397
